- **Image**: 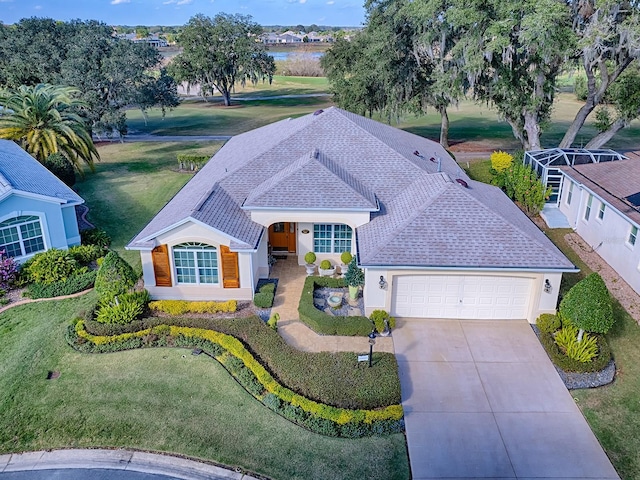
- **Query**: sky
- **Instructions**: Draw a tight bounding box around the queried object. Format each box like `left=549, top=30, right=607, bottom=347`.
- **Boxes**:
left=0, top=0, right=366, bottom=27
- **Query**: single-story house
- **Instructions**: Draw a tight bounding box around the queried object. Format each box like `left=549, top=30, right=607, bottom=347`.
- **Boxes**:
left=557, top=151, right=640, bottom=295
left=0, top=139, right=84, bottom=263
left=127, top=107, right=576, bottom=322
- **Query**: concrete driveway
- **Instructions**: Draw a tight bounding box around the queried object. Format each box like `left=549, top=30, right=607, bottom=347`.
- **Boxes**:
left=393, top=318, right=620, bottom=479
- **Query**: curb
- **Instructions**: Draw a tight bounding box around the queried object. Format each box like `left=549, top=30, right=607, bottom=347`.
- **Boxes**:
left=0, top=449, right=261, bottom=480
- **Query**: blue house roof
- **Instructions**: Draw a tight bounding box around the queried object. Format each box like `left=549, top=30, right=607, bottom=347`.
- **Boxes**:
left=0, top=140, right=83, bottom=205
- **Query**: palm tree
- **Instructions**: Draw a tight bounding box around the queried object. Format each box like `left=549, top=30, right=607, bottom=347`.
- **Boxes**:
left=0, top=84, right=99, bottom=175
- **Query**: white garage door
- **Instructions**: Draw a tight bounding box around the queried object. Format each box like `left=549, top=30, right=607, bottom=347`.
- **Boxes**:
left=391, top=275, right=533, bottom=320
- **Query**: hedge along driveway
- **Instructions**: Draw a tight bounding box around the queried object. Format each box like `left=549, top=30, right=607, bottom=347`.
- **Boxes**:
left=0, top=296, right=410, bottom=480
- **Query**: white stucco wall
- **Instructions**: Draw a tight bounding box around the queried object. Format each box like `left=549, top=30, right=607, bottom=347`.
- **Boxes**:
left=559, top=176, right=640, bottom=294
left=254, top=229, right=269, bottom=281
left=362, top=268, right=562, bottom=323
left=138, top=221, right=255, bottom=301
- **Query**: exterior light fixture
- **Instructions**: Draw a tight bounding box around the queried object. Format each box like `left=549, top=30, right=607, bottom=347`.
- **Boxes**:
left=379, top=275, right=387, bottom=290
left=368, top=330, right=376, bottom=367
left=544, top=279, right=552, bottom=294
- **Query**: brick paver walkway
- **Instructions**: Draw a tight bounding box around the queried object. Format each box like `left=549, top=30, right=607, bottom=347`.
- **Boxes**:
left=269, top=256, right=394, bottom=353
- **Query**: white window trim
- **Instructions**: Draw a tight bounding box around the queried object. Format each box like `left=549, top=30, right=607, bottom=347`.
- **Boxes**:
left=597, top=202, right=606, bottom=222
left=313, top=224, right=353, bottom=254
left=172, top=242, right=219, bottom=285
left=0, top=214, right=47, bottom=260
left=584, top=194, right=593, bottom=222
left=566, top=181, right=573, bottom=206
left=627, top=225, right=638, bottom=249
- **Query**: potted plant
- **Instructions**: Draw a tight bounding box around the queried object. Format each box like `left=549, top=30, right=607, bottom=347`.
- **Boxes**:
left=304, top=252, right=317, bottom=276
left=370, top=310, right=396, bottom=336
left=344, top=257, right=364, bottom=300
left=340, top=251, right=353, bottom=276
left=318, top=259, right=336, bottom=276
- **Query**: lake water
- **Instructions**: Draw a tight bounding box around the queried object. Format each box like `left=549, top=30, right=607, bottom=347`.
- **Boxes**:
left=269, top=51, right=324, bottom=61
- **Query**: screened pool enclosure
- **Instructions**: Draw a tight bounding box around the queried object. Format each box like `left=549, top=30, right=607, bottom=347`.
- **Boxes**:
left=523, top=148, right=626, bottom=203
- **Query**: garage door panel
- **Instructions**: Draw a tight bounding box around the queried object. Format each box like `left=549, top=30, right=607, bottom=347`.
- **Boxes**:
left=392, top=275, right=533, bottom=320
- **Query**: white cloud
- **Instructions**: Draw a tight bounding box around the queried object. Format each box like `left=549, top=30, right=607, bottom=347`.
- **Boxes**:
left=163, top=0, right=175, bottom=4
left=34, top=4, right=42, bottom=9
left=299, top=0, right=307, bottom=3
left=177, top=0, right=192, bottom=4
left=110, top=0, right=130, bottom=4
left=326, top=0, right=334, bottom=4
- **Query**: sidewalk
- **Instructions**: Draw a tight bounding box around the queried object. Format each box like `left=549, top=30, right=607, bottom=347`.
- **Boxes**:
left=269, top=256, right=394, bottom=354
left=0, top=449, right=260, bottom=480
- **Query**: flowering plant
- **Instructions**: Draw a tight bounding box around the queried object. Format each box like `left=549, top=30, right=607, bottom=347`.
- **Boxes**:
left=0, top=250, right=18, bottom=290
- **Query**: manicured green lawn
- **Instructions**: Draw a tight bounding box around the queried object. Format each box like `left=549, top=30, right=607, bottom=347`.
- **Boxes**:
left=0, top=297, right=409, bottom=480
left=75, top=141, right=224, bottom=270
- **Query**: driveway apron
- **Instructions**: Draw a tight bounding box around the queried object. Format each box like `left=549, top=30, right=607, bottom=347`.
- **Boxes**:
left=394, top=318, right=619, bottom=479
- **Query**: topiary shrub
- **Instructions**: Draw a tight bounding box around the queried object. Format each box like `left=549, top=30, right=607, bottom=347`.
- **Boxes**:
left=259, top=282, right=276, bottom=294
left=254, top=291, right=274, bottom=308
left=370, top=310, right=396, bottom=334
left=43, top=152, right=75, bottom=187
left=23, top=249, right=82, bottom=285
left=320, top=259, right=332, bottom=270
left=81, top=228, right=111, bottom=248
left=536, top=313, right=561, bottom=334
left=344, top=257, right=364, bottom=288
left=490, top=150, right=513, bottom=173
left=340, top=251, right=353, bottom=264
left=304, top=252, right=316, bottom=264
left=94, top=251, right=137, bottom=300
left=560, top=273, right=614, bottom=339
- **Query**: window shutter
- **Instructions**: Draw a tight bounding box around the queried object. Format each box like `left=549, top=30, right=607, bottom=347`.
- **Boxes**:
left=152, top=244, right=172, bottom=287
left=220, top=245, right=240, bottom=288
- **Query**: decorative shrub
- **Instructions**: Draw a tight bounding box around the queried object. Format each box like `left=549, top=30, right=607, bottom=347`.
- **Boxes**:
left=81, top=228, right=111, bottom=248
left=94, top=251, right=137, bottom=300
left=43, top=152, right=75, bottom=187
left=496, top=162, right=551, bottom=216
left=553, top=324, right=597, bottom=362
left=536, top=313, right=561, bottom=334
left=267, top=312, right=279, bottom=331
left=176, top=154, right=209, bottom=171
left=539, top=329, right=611, bottom=372
left=340, top=251, right=353, bottom=265
left=298, top=276, right=372, bottom=335
left=69, top=320, right=404, bottom=438
left=68, top=244, right=104, bottom=264
left=95, top=290, right=150, bottom=324
left=0, top=250, right=18, bottom=290
left=254, top=291, right=274, bottom=308
left=148, top=299, right=237, bottom=315
left=22, top=249, right=82, bottom=285
left=560, top=273, right=614, bottom=336
left=370, top=310, right=395, bottom=334
left=344, top=257, right=364, bottom=288
left=24, top=270, right=97, bottom=299
left=259, top=282, right=276, bottom=294
left=304, top=252, right=316, bottom=264
left=490, top=151, right=513, bottom=173
left=320, top=259, right=332, bottom=270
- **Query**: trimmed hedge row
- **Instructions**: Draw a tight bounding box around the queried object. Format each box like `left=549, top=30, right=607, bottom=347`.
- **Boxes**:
left=81, top=315, right=401, bottom=409
left=538, top=330, right=612, bottom=373
left=149, top=300, right=237, bottom=315
left=68, top=321, right=404, bottom=438
left=24, top=270, right=97, bottom=299
left=298, top=276, right=372, bottom=336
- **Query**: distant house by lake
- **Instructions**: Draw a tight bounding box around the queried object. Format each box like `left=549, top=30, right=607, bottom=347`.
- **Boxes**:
left=118, top=33, right=168, bottom=48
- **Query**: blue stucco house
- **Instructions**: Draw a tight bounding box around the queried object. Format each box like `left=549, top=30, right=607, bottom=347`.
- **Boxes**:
left=0, top=139, right=84, bottom=263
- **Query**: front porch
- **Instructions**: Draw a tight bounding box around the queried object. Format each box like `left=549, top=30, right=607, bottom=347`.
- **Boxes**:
left=268, top=256, right=394, bottom=353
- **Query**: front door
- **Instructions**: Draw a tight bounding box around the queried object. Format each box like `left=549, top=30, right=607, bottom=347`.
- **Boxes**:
left=269, top=222, right=296, bottom=253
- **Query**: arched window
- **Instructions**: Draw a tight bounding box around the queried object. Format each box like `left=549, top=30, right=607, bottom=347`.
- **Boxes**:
left=172, top=242, right=218, bottom=284
left=0, top=215, right=45, bottom=258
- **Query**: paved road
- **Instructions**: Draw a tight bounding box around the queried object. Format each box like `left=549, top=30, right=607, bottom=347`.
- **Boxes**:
left=394, top=318, right=619, bottom=479
left=0, top=450, right=258, bottom=480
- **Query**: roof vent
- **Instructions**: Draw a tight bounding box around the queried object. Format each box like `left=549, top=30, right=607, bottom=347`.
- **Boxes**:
left=312, top=148, right=319, bottom=158
left=313, top=109, right=324, bottom=116
left=456, top=178, right=469, bottom=188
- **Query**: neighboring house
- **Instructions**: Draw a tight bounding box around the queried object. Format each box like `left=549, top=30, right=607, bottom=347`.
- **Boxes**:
left=127, top=107, right=576, bottom=322
left=0, top=140, right=84, bottom=263
left=557, top=151, right=640, bottom=295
